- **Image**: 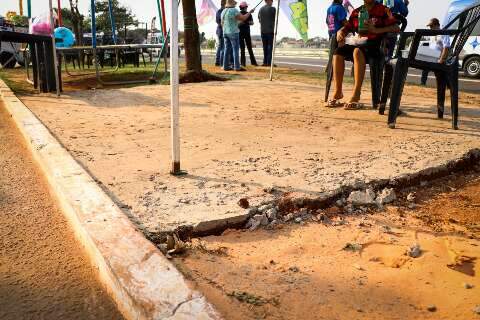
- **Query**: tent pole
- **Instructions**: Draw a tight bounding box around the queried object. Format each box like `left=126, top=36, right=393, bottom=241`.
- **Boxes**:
left=91, top=0, right=100, bottom=87
left=49, top=0, right=60, bottom=96
left=108, top=0, right=118, bottom=44
left=269, top=0, right=280, bottom=81
left=161, top=0, right=167, bottom=38
left=57, top=0, right=62, bottom=26
left=27, top=0, right=31, bottom=18
left=170, top=0, right=181, bottom=175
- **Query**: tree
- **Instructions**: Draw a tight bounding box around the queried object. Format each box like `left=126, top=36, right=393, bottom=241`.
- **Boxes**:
left=6, top=13, right=28, bottom=27
left=60, top=8, right=75, bottom=30
left=68, top=0, right=85, bottom=45
left=181, top=0, right=202, bottom=74
left=180, top=0, right=221, bottom=82
left=206, top=38, right=216, bottom=51
left=91, top=0, right=138, bottom=37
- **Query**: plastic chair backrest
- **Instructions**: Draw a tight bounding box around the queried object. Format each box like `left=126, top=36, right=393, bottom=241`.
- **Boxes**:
left=444, top=3, right=480, bottom=64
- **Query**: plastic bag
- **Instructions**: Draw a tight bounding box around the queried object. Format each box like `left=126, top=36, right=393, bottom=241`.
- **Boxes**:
left=30, top=12, right=53, bottom=35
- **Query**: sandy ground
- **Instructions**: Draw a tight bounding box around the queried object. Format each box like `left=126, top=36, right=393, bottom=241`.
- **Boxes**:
left=174, top=171, right=480, bottom=320
left=18, top=79, right=480, bottom=237
left=0, top=103, right=123, bottom=320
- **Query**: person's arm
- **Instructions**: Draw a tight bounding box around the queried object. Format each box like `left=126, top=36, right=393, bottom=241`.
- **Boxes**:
left=337, top=12, right=355, bottom=45
left=366, top=22, right=400, bottom=34
left=439, top=35, right=451, bottom=63
left=237, top=10, right=254, bottom=22
left=338, top=7, right=348, bottom=27
left=395, top=0, right=409, bottom=17
left=336, top=26, right=349, bottom=46
left=438, top=48, right=449, bottom=63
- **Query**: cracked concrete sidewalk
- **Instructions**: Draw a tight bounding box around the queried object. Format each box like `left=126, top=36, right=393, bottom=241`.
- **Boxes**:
left=19, top=79, right=480, bottom=237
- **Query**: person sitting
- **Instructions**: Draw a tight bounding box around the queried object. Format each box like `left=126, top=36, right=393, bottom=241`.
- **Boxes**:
left=327, top=0, right=348, bottom=40
left=327, top=0, right=400, bottom=109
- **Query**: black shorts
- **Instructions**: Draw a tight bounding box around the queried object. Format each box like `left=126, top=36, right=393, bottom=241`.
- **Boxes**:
left=334, top=43, right=382, bottom=61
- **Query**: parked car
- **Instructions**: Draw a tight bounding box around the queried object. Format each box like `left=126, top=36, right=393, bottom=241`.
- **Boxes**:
left=414, top=0, right=480, bottom=78
left=459, top=23, right=480, bottom=78
left=447, top=0, right=480, bottom=78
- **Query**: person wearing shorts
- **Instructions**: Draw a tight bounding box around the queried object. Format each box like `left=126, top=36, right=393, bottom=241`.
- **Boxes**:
left=327, top=0, right=399, bottom=110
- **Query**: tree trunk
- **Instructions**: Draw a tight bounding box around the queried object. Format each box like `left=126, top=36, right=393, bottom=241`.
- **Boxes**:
left=181, top=0, right=202, bottom=72
left=179, top=0, right=225, bottom=83
left=69, top=0, right=83, bottom=45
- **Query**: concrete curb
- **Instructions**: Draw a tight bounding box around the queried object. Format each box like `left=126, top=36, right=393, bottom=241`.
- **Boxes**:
left=0, top=80, right=221, bottom=320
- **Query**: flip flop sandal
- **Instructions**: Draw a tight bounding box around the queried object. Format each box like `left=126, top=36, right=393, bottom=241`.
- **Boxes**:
left=344, top=102, right=365, bottom=110
left=325, top=99, right=345, bottom=108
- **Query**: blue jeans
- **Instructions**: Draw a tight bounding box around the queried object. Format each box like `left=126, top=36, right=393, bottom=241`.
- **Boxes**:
left=223, top=33, right=240, bottom=71
left=215, top=34, right=224, bottom=66
left=261, top=33, right=274, bottom=66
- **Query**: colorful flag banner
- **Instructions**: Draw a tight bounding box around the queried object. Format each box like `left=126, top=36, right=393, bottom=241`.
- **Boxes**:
left=197, top=0, right=218, bottom=25
left=280, top=0, right=309, bottom=42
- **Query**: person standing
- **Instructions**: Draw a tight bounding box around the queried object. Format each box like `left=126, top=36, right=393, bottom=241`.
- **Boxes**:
left=215, top=0, right=227, bottom=66
left=221, top=0, right=254, bottom=71
left=327, top=0, right=348, bottom=40
left=258, top=0, right=276, bottom=66
left=421, top=18, right=444, bottom=85
left=239, top=2, right=258, bottom=67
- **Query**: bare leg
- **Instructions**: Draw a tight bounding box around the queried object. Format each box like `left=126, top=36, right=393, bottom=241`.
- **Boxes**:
left=350, top=48, right=366, bottom=103
left=332, top=54, right=345, bottom=100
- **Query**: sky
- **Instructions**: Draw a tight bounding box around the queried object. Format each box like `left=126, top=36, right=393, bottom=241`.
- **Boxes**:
left=1, top=0, right=453, bottom=39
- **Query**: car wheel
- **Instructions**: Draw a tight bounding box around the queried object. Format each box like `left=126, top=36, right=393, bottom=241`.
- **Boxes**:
left=464, top=56, right=480, bottom=78
left=0, top=52, right=17, bottom=68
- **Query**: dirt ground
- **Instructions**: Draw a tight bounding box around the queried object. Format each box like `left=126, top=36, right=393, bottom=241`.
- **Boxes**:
left=0, top=103, right=123, bottom=320
left=174, top=170, right=480, bottom=320
left=14, top=77, right=480, bottom=238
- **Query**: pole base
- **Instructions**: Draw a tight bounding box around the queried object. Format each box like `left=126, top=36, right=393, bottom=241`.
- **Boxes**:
left=170, top=162, right=187, bottom=176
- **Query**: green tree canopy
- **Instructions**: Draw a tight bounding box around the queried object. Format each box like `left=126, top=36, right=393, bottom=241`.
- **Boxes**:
left=9, top=14, right=28, bottom=27
left=88, top=0, right=138, bottom=34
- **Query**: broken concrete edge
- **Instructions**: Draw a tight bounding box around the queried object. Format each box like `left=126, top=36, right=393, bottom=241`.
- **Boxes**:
left=153, top=149, right=480, bottom=242
left=0, top=80, right=222, bottom=320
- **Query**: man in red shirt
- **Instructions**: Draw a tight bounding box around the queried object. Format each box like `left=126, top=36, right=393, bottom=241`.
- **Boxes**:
left=327, top=0, right=400, bottom=109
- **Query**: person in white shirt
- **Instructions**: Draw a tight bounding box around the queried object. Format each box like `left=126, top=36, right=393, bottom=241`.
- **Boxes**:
left=421, top=18, right=451, bottom=85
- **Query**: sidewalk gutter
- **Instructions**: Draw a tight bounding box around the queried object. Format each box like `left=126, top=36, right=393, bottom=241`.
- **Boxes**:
left=0, top=79, right=221, bottom=320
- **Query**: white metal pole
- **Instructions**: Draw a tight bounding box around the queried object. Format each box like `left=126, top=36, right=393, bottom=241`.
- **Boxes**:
left=269, top=0, right=280, bottom=81
left=170, top=0, right=181, bottom=175
left=48, top=0, right=60, bottom=96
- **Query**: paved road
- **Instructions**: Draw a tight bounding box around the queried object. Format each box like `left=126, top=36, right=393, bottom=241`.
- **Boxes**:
left=0, top=102, right=123, bottom=320
left=203, top=54, right=480, bottom=93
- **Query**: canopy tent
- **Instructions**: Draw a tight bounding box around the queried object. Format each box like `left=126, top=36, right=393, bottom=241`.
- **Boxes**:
left=444, top=0, right=480, bottom=26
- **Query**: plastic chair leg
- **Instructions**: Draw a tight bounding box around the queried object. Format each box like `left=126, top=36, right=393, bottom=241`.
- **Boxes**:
left=387, top=57, right=409, bottom=128
left=448, top=69, right=459, bottom=130
left=435, top=71, right=447, bottom=119
left=380, top=64, right=394, bottom=115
